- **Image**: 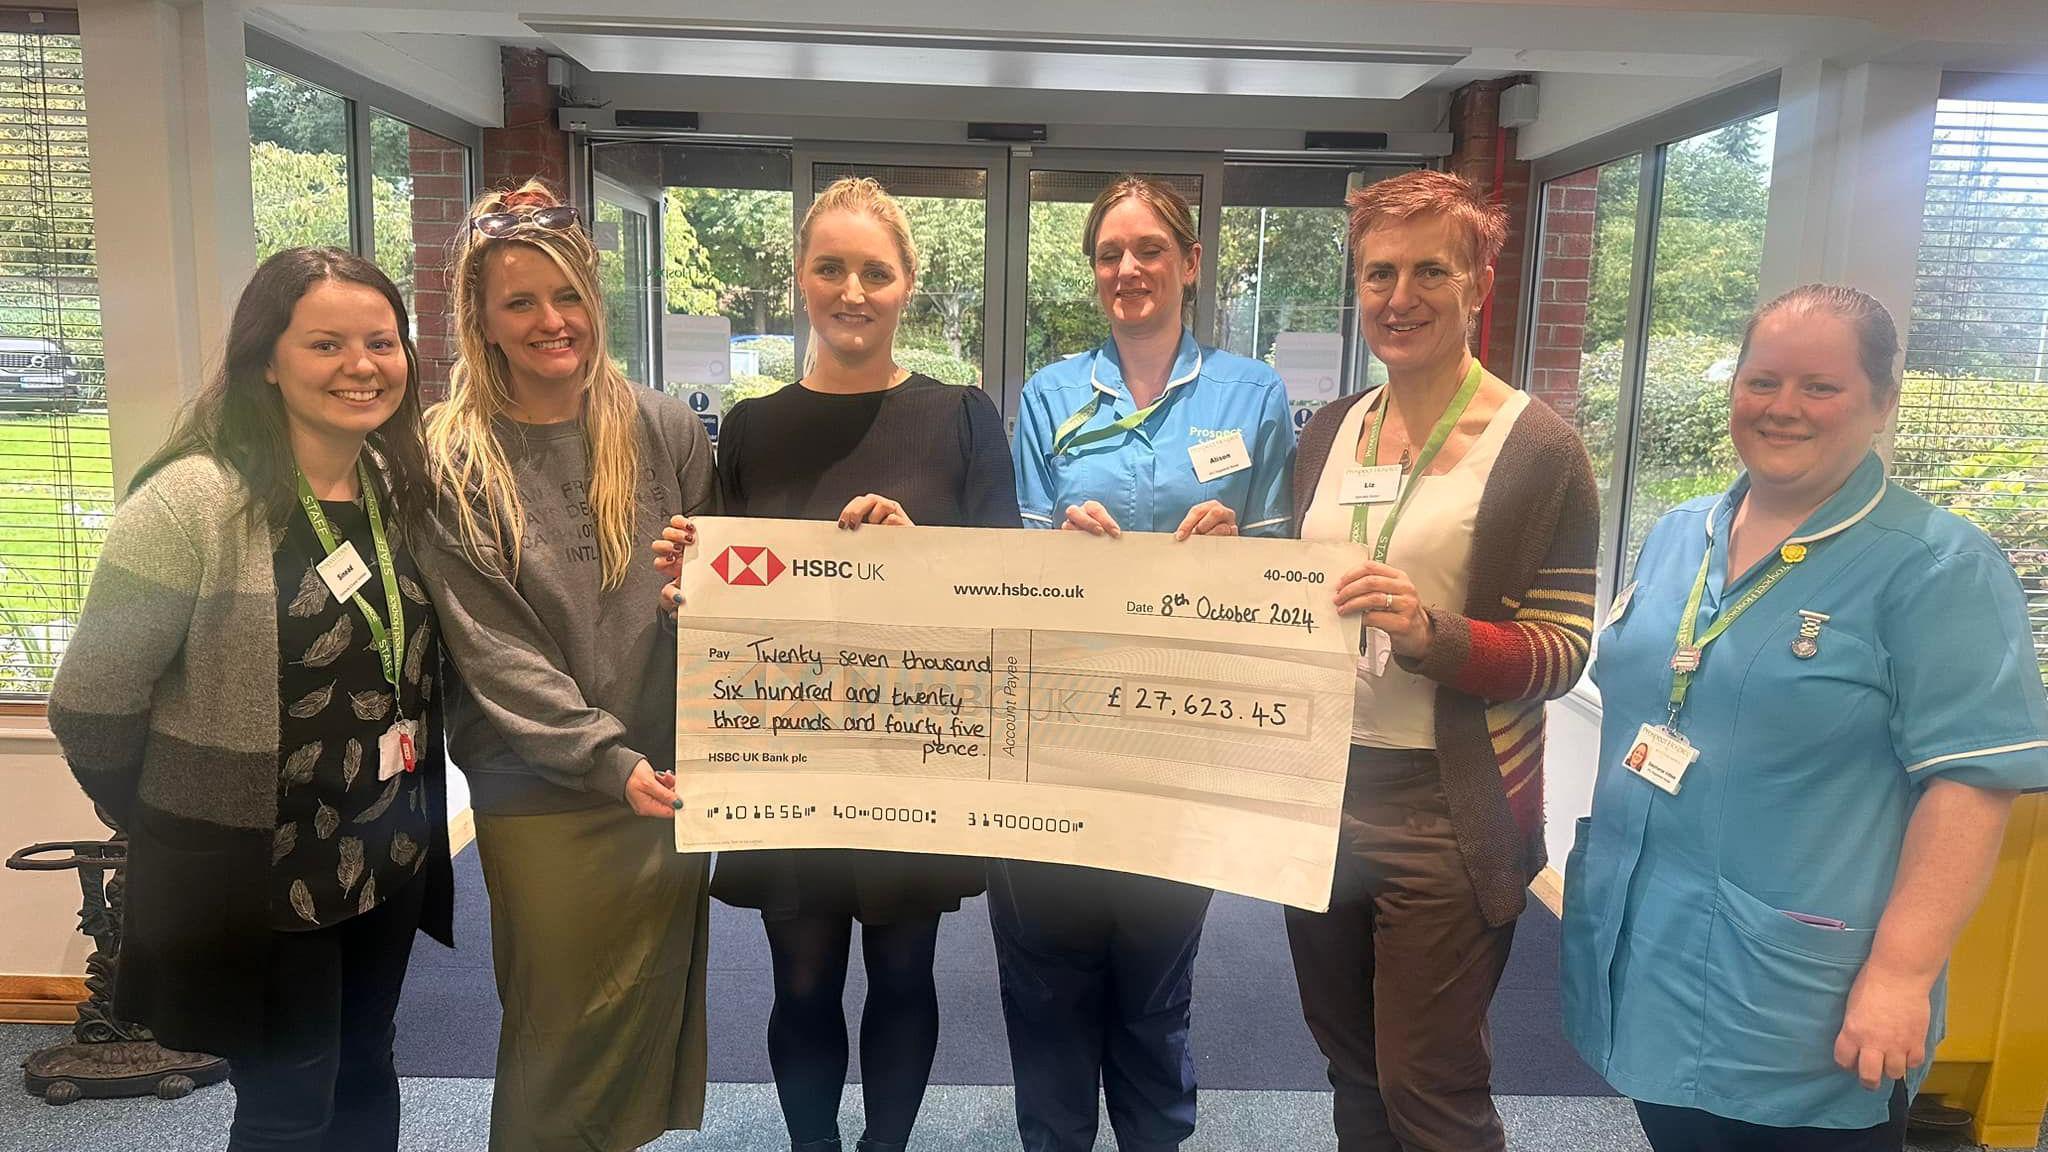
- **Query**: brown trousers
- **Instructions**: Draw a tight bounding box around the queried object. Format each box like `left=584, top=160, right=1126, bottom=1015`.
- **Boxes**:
left=1284, top=746, right=1518, bottom=1152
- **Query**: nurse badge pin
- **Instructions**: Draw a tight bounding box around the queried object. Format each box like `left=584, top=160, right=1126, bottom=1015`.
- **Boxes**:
left=1792, top=609, right=1829, bottom=659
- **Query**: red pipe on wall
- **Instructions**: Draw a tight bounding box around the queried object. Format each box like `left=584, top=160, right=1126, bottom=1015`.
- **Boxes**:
left=1477, top=117, right=1508, bottom=365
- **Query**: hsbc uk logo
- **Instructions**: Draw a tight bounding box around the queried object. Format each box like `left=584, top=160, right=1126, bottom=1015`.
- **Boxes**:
left=710, top=545, right=885, bottom=586
left=711, top=545, right=785, bottom=586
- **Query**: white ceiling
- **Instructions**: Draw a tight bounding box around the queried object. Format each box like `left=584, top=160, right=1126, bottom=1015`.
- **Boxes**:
left=245, top=0, right=2048, bottom=155
left=528, top=20, right=1468, bottom=102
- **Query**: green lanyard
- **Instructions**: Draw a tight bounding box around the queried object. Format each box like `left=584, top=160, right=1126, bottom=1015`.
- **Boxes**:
left=296, top=461, right=405, bottom=695
left=1665, top=535, right=1809, bottom=725
left=1051, top=388, right=1173, bottom=456
left=1348, top=359, right=1484, bottom=562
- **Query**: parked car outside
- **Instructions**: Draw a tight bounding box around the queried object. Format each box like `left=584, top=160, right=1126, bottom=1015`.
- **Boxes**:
left=0, top=335, right=86, bottom=413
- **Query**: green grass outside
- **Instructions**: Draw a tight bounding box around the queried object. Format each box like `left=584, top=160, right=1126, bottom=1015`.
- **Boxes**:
left=0, top=412, right=112, bottom=696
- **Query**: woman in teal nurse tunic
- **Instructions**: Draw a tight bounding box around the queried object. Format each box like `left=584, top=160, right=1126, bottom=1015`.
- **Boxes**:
left=995, top=175, right=1293, bottom=1152
left=1561, top=284, right=2048, bottom=1152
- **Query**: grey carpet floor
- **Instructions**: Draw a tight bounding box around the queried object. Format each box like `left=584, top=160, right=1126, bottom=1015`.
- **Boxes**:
left=4, top=1025, right=2038, bottom=1152
left=397, top=847, right=1610, bottom=1095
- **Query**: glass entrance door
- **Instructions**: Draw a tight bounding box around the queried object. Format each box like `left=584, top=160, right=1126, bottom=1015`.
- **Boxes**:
left=592, top=173, right=660, bottom=390
left=794, top=146, right=1008, bottom=396
left=589, top=136, right=1412, bottom=429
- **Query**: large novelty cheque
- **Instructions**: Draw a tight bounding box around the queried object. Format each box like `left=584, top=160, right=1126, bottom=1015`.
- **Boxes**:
left=674, top=518, right=1361, bottom=910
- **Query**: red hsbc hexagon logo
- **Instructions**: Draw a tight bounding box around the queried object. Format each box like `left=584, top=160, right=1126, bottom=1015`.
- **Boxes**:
left=711, top=545, right=785, bottom=586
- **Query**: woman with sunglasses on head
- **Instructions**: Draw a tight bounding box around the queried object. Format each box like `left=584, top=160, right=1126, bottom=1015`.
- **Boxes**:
left=653, top=176, right=1018, bottom=1152
left=50, top=247, right=452, bottom=1152
left=414, top=180, right=717, bottom=1152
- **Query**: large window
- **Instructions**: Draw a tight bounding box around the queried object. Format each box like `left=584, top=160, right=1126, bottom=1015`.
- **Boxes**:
left=1530, top=156, right=1639, bottom=579
left=245, top=38, right=477, bottom=397
left=246, top=63, right=352, bottom=259
left=0, top=24, right=108, bottom=699
left=1903, top=93, right=2048, bottom=677
left=1527, top=96, right=1778, bottom=604
left=1626, top=114, right=1777, bottom=574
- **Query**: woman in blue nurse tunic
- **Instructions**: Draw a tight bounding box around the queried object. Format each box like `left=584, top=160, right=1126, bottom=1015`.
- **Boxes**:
left=1562, top=284, right=2048, bottom=1152
left=995, top=175, right=1293, bottom=1152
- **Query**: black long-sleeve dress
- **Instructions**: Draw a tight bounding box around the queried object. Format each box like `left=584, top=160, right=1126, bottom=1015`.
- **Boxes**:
left=708, top=373, right=1022, bottom=923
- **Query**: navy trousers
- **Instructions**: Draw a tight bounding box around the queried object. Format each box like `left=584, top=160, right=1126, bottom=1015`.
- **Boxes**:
left=987, top=859, right=1212, bottom=1152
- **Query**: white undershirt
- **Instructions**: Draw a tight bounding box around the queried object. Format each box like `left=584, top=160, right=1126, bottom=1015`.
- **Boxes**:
left=1301, top=388, right=1528, bottom=749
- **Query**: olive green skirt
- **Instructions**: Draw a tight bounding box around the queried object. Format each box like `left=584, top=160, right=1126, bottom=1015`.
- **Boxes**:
left=475, top=802, right=710, bottom=1152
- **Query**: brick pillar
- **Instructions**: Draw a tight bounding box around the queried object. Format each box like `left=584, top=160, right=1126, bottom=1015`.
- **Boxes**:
left=1447, top=77, right=1534, bottom=385
left=408, top=128, right=467, bottom=402
left=1527, top=169, right=1599, bottom=419
left=482, top=47, right=570, bottom=194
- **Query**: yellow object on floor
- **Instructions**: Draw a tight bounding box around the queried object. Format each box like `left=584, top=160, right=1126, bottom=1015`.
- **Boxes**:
left=1924, top=793, right=2048, bottom=1148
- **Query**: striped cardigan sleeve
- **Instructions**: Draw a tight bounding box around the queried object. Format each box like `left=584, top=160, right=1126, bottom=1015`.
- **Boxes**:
left=1401, top=429, right=1600, bottom=702
left=47, top=480, right=204, bottom=824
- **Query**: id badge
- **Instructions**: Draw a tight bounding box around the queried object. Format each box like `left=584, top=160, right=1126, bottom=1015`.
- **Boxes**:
left=1362, top=626, right=1394, bottom=676
left=1189, top=430, right=1253, bottom=482
left=1340, top=465, right=1402, bottom=506
left=316, top=541, right=371, bottom=602
left=378, top=719, right=418, bottom=782
left=1624, top=722, right=1698, bottom=795
left=1602, top=581, right=1638, bottom=631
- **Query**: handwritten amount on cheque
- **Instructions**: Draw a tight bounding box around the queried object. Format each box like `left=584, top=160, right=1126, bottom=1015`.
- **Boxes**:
left=697, top=636, right=1302, bottom=762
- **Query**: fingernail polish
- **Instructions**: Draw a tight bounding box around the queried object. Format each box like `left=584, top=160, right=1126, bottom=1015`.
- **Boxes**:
left=672, top=799, right=684, bottom=810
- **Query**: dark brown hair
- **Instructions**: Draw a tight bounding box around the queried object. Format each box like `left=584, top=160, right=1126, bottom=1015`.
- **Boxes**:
left=133, top=247, right=429, bottom=535
left=1082, top=176, right=1200, bottom=321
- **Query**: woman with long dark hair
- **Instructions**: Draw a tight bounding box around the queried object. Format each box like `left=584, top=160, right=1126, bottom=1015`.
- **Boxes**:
left=50, top=246, right=453, bottom=1152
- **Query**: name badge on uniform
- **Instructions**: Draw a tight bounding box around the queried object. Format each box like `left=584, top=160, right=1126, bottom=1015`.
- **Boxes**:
left=1624, top=722, right=1698, bottom=795
left=1189, top=430, right=1253, bottom=483
left=1340, top=465, right=1402, bottom=506
left=316, top=541, right=371, bottom=602
left=1602, top=581, right=1638, bottom=631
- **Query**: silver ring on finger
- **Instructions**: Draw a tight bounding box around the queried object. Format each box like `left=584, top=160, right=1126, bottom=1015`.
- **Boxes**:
left=1380, top=592, right=1395, bottom=611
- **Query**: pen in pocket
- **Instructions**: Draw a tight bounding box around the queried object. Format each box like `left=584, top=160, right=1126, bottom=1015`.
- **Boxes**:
left=1781, top=909, right=1850, bottom=930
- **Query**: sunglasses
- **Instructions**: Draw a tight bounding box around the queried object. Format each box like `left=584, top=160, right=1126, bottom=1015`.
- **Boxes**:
left=469, top=205, right=582, bottom=238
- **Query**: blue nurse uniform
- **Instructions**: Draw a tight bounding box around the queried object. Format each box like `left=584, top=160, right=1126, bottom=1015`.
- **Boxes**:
left=991, top=328, right=1294, bottom=1152
left=1562, top=451, right=2048, bottom=1131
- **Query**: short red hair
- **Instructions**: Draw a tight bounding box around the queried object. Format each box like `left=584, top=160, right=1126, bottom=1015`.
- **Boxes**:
left=1346, top=170, right=1508, bottom=276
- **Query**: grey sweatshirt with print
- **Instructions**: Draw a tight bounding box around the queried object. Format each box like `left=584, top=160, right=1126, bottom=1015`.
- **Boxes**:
left=417, top=388, right=715, bottom=815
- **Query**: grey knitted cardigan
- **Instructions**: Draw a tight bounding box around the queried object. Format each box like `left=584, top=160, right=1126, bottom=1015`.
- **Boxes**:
left=48, top=453, right=453, bottom=1058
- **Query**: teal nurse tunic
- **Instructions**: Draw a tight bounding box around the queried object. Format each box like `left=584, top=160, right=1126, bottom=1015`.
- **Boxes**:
left=1561, top=451, right=2048, bottom=1130
left=1013, top=328, right=1295, bottom=537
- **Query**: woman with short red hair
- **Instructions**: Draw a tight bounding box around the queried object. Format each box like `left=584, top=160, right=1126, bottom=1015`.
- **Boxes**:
left=1287, top=169, right=1600, bottom=1151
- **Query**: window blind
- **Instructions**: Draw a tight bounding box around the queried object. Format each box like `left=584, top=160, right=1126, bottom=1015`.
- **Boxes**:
left=0, top=27, right=108, bottom=700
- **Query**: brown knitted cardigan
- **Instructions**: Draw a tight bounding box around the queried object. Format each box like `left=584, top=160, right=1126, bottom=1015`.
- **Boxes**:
left=1294, top=389, right=1600, bottom=925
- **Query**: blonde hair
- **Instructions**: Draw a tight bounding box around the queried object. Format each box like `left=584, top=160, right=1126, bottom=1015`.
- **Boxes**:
left=797, top=177, right=918, bottom=375
left=1082, top=176, right=1200, bottom=321
left=426, top=178, right=643, bottom=590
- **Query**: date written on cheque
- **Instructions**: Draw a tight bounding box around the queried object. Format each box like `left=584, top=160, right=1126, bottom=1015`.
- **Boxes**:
left=1123, top=592, right=1316, bottom=633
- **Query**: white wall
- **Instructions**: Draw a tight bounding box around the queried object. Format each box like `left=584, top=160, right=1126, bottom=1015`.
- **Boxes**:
left=1544, top=691, right=1604, bottom=874
left=243, top=17, right=504, bottom=127
left=0, top=724, right=106, bottom=978
left=1516, top=70, right=1755, bottom=160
